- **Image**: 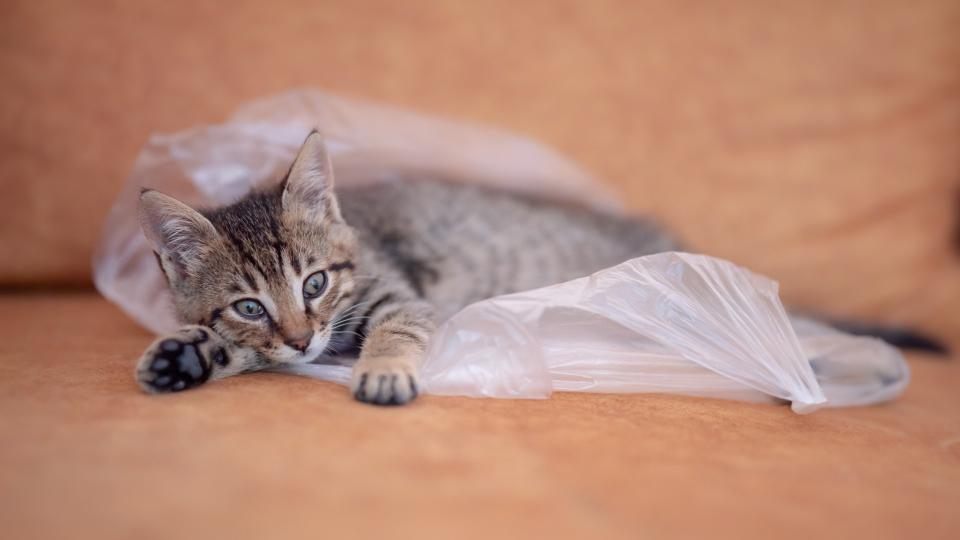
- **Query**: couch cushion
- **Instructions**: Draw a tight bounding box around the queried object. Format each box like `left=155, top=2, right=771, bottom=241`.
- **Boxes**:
left=0, top=292, right=958, bottom=539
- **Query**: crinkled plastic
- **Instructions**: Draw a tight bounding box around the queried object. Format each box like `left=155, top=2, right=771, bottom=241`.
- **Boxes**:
left=93, top=90, right=909, bottom=413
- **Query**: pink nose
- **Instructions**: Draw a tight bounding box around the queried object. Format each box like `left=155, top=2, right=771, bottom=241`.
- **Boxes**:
left=283, top=331, right=313, bottom=352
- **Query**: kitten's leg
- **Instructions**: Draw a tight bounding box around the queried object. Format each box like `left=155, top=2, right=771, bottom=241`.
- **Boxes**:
left=135, top=325, right=250, bottom=394
left=351, top=305, right=434, bottom=406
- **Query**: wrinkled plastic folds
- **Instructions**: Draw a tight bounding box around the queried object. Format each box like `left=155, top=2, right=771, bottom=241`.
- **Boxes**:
left=94, top=90, right=909, bottom=413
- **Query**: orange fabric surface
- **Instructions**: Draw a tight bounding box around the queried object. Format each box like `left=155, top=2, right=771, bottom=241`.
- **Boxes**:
left=0, top=292, right=958, bottom=540
left=2, top=2, right=960, bottom=538
left=1, top=1, right=958, bottom=338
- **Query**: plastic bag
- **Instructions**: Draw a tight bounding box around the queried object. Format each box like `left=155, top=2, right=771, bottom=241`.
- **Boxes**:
left=277, top=252, right=908, bottom=413
left=93, top=89, right=909, bottom=413
left=93, top=90, right=615, bottom=333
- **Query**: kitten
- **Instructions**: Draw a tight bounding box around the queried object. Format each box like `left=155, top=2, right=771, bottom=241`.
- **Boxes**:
left=135, top=131, right=677, bottom=404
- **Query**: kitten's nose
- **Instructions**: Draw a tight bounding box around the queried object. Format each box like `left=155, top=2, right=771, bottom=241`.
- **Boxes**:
left=283, top=331, right=314, bottom=353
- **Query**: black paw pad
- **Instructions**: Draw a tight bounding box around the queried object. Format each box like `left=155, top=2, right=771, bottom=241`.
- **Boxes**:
left=353, top=373, right=419, bottom=406
left=352, top=373, right=369, bottom=401
left=374, top=374, right=398, bottom=406
left=145, top=339, right=211, bottom=393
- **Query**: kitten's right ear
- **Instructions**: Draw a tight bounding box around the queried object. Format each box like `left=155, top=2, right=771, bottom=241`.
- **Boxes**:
left=138, top=189, right=219, bottom=281
left=282, top=130, right=342, bottom=223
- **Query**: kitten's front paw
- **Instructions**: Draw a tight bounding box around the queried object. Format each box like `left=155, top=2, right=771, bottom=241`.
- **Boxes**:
left=136, top=326, right=226, bottom=394
left=351, top=358, right=420, bottom=406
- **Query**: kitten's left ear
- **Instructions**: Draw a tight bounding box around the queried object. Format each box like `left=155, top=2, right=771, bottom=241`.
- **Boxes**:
left=282, top=130, right=342, bottom=223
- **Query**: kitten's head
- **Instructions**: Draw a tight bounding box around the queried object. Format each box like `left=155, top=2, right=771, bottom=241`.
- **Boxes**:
left=139, top=131, right=358, bottom=364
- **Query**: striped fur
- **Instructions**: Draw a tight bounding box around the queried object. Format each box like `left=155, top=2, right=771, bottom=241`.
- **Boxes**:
left=135, top=132, right=677, bottom=403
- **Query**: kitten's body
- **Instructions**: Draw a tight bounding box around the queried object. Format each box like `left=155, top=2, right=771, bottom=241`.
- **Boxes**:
left=335, top=178, right=676, bottom=336
left=136, top=132, right=675, bottom=403
left=134, top=132, right=943, bottom=404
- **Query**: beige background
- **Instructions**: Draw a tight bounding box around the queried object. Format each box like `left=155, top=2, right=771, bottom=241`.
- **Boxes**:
left=1, top=2, right=959, bottom=539
left=2, top=0, right=958, bottom=340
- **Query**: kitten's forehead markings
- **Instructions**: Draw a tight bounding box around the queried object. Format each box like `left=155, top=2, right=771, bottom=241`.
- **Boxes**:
left=220, top=223, right=281, bottom=285
left=285, top=258, right=306, bottom=312
left=239, top=268, right=259, bottom=292
left=266, top=211, right=287, bottom=267
left=290, top=251, right=302, bottom=275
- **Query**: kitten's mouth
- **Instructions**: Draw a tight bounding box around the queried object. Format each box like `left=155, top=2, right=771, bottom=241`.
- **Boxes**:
left=275, top=332, right=331, bottom=364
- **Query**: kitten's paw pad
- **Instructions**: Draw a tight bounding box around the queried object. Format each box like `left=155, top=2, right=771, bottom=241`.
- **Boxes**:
left=351, top=362, right=419, bottom=406
left=137, top=327, right=218, bottom=394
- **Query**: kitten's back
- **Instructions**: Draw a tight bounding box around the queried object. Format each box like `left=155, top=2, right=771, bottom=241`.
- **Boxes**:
left=339, top=178, right=678, bottom=318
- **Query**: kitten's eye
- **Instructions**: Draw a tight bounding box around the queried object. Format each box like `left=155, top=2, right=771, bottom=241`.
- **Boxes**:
left=303, top=271, right=328, bottom=299
left=233, top=299, right=265, bottom=319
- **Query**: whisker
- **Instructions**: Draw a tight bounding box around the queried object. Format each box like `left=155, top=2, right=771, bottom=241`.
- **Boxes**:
left=332, top=301, right=376, bottom=321
left=334, top=309, right=372, bottom=320
left=330, top=316, right=370, bottom=330
left=340, top=298, right=377, bottom=311
left=333, top=329, right=366, bottom=340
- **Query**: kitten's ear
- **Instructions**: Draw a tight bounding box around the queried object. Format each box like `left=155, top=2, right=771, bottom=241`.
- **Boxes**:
left=282, top=130, right=342, bottom=223
left=138, top=189, right=219, bottom=282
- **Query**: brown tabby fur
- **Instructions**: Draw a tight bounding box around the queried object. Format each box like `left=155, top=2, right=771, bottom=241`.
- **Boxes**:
left=136, top=131, right=677, bottom=404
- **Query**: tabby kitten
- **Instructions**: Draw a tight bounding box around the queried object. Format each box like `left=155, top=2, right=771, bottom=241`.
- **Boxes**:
left=136, top=131, right=678, bottom=404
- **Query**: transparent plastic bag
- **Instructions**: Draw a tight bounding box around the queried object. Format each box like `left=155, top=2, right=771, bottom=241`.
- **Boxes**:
left=93, top=90, right=615, bottom=333
left=93, top=90, right=909, bottom=413
left=279, top=252, right=908, bottom=413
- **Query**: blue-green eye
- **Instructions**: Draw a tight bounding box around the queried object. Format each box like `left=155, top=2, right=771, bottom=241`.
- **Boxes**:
left=233, top=299, right=265, bottom=319
left=303, top=271, right=328, bottom=299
